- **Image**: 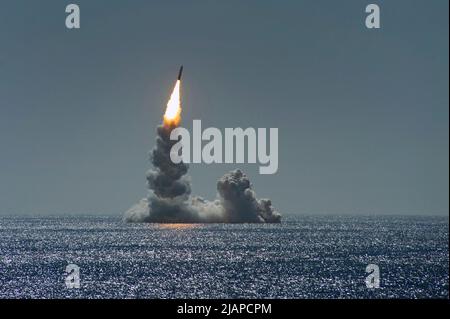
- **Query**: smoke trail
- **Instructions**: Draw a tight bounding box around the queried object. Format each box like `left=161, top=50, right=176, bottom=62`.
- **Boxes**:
left=124, top=125, right=281, bottom=223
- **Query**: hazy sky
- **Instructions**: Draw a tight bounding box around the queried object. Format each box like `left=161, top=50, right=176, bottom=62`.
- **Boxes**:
left=0, top=0, right=448, bottom=215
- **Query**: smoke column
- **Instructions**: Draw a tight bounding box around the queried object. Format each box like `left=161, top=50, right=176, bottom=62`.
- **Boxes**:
left=124, top=123, right=281, bottom=223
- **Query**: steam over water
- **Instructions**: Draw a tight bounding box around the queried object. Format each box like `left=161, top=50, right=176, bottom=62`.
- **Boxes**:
left=124, top=124, right=281, bottom=223
left=0, top=215, right=448, bottom=298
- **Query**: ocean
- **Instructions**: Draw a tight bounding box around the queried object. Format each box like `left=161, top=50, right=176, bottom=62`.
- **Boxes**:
left=0, top=215, right=448, bottom=299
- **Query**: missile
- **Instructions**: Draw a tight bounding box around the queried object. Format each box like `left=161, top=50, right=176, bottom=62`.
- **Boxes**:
left=177, top=65, right=183, bottom=80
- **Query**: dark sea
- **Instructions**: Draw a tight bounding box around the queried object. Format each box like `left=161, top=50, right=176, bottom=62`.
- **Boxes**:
left=0, top=215, right=448, bottom=299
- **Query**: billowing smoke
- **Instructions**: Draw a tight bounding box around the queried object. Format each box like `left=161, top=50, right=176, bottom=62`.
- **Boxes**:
left=124, top=124, right=281, bottom=223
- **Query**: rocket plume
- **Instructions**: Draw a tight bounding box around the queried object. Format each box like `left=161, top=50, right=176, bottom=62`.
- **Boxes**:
left=163, top=80, right=181, bottom=127
left=124, top=67, right=281, bottom=223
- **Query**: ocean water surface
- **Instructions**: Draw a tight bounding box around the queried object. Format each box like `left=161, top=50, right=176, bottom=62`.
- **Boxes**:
left=0, top=215, right=448, bottom=298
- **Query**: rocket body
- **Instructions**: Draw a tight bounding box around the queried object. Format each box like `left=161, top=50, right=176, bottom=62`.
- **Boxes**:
left=177, top=66, right=183, bottom=80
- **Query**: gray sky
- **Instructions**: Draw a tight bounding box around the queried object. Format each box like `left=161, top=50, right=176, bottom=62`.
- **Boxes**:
left=0, top=0, right=448, bottom=215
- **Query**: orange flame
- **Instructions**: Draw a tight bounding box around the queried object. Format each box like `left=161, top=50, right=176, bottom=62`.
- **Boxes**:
left=163, top=80, right=181, bottom=127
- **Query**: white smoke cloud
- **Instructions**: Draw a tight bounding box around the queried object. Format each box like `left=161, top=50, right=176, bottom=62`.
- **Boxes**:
left=124, top=124, right=281, bottom=223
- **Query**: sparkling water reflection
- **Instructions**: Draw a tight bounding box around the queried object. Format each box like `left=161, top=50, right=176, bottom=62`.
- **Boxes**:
left=0, top=215, right=447, bottom=298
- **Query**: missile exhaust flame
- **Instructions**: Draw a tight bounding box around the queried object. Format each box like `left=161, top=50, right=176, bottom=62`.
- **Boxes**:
left=163, top=79, right=181, bottom=127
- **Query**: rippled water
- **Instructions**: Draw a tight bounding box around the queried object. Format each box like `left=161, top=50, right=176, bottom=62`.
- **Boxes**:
left=0, top=215, right=448, bottom=298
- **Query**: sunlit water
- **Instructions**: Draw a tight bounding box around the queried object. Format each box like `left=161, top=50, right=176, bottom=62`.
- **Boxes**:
left=0, top=215, right=448, bottom=298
